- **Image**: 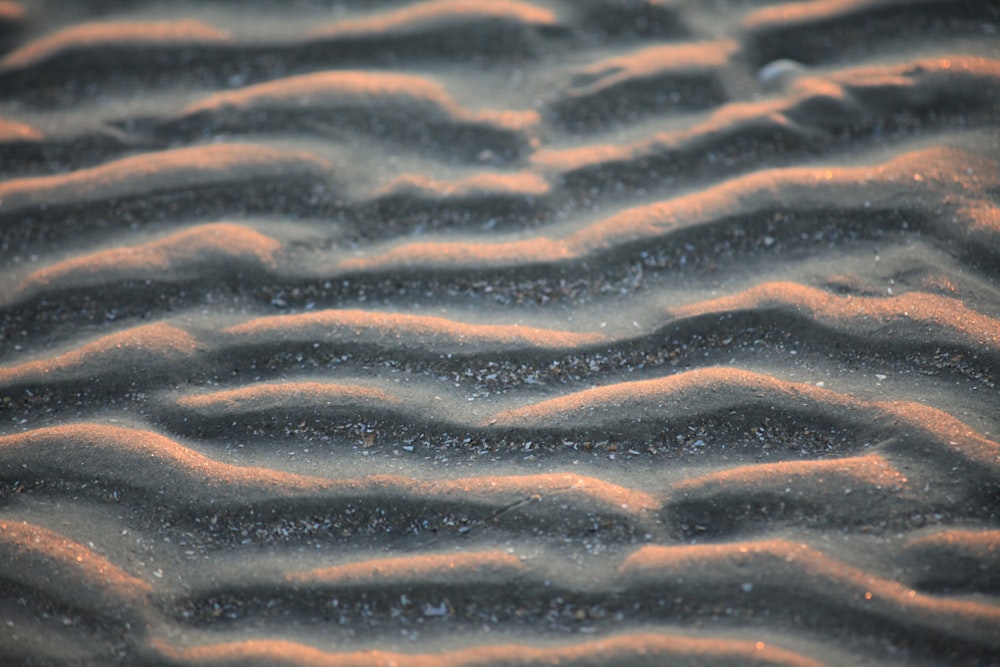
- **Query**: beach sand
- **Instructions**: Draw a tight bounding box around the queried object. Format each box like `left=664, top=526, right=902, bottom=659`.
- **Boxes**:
left=1, top=1, right=998, bottom=665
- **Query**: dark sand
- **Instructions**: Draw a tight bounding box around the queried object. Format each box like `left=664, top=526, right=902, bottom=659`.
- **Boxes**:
left=1, top=1, right=999, bottom=665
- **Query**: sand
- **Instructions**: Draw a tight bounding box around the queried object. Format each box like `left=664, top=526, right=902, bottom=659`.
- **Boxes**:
left=1, top=1, right=998, bottom=665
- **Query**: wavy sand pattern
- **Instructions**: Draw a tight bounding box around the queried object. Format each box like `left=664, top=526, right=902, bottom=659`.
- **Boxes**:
left=1, top=1, right=998, bottom=665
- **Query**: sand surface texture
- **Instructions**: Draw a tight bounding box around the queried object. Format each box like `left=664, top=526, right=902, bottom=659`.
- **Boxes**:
left=1, top=1, right=999, bottom=665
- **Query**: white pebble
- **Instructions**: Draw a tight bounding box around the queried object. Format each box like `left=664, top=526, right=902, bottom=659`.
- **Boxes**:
left=758, top=59, right=808, bottom=91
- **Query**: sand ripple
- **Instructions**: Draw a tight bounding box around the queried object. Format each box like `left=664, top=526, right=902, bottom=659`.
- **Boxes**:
left=1, top=1, right=997, bottom=665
